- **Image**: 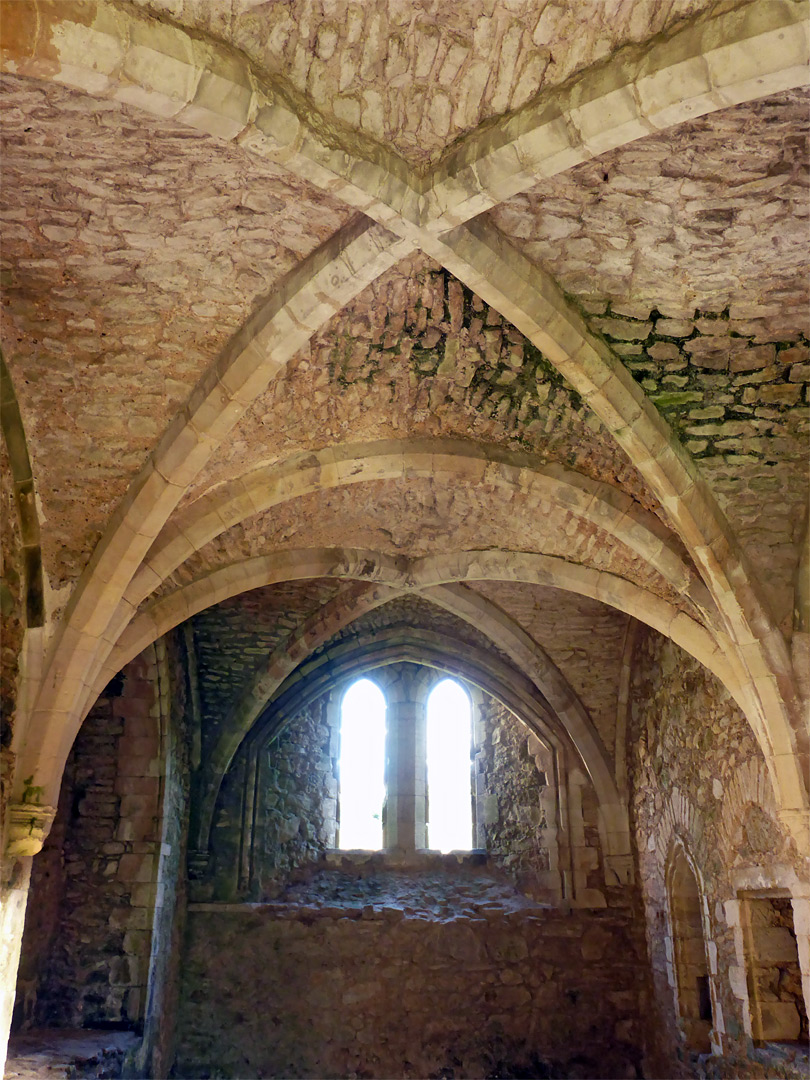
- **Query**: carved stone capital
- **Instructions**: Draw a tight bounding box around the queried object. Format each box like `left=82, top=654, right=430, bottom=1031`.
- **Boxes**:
left=6, top=803, right=57, bottom=856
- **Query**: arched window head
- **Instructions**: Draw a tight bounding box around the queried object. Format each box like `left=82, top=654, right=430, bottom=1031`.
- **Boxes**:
left=338, top=678, right=386, bottom=850
left=427, top=678, right=473, bottom=853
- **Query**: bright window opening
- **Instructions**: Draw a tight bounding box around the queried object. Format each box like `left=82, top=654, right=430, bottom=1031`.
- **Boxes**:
left=427, top=678, right=473, bottom=852
left=338, top=678, right=386, bottom=849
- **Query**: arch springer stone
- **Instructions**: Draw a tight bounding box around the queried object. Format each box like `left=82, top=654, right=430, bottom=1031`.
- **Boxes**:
left=6, top=803, right=58, bottom=857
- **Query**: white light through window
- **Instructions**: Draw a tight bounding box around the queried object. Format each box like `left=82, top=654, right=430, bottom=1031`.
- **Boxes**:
left=338, top=678, right=386, bottom=849
left=427, top=678, right=473, bottom=852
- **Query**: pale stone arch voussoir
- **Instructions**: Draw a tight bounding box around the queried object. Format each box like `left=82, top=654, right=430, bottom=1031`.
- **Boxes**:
left=190, top=579, right=404, bottom=852
left=127, top=439, right=712, bottom=620
left=6, top=218, right=410, bottom=829
left=4, top=0, right=808, bottom=848
left=193, top=580, right=629, bottom=874
left=4, top=2, right=807, bottom=235
left=421, top=219, right=809, bottom=845
left=98, top=546, right=734, bottom=729
left=239, top=626, right=608, bottom=896
left=425, top=0, right=810, bottom=228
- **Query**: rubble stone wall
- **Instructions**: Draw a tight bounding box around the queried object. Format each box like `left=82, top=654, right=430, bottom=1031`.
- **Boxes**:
left=206, top=697, right=337, bottom=902
left=475, top=696, right=560, bottom=898
left=175, top=899, right=648, bottom=1080
left=0, top=436, right=22, bottom=801
left=471, top=581, right=629, bottom=763
left=14, top=651, right=165, bottom=1030
left=627, top=628, right=806, bottom=1079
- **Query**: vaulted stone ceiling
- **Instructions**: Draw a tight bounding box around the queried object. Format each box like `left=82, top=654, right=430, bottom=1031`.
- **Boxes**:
left=1, top=0, right=808, bottom=851
left=129, top=0, right=724, bottom=166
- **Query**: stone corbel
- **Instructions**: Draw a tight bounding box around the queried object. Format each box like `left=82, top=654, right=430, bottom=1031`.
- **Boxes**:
left=6, top=803, right=57, bottom=856
left=604, top=853, right=635, bottom=887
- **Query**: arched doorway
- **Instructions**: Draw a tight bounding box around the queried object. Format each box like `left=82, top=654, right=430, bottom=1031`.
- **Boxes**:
left=668, top=847, right=713, bottom=1052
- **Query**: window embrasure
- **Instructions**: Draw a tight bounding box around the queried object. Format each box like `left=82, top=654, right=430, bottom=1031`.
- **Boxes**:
left=337, top=672, right=474, bottom=853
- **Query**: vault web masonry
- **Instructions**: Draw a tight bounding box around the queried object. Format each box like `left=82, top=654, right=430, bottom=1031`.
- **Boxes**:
left=1, top=1, right=808, bottom=1077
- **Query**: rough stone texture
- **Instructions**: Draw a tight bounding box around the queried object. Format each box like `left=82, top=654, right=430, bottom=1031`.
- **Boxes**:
left=184, top=257, right=660, bottom=515
left=204, top=641, right=573, bottom=905
left=489, top=91, right=809, bottom=338
left=471, top=582, right=630, bottom=757
left=207, top=697, right=337, bottom=902
left=175, top=478, right=691, bottom=619
left=631, top=632, right=760, bottom=820
left=11, top=786, right=69, bottom=1033
left=175, top=895, right=649, bottom=1080
left=2, top=5, right=809, bottom=1078
left=476, top=697, right=557, bottom=895
left=745, top=897, right=808, bottom=1045
left=15, top=655, right=164, bottom=1030
left=0, top=434, right=22, bottom=763
left=628, top=628, right=806, bottom=1078
left=132, top=0, right=719, bottom=168
left=190, top=579, right=343, bottom=757
left=695, top=460, right=806, bottom=637
left=14, top=635, right=190, bottom=1077
left=593, top=307, right=807, bottom=633
left=489, top=90, right=810, bottom=626
left=4, top=1029, right=138, bottom=1080
left=302, top=593, right=517, bottom=672
left=0, top=73, right=351, bottom=597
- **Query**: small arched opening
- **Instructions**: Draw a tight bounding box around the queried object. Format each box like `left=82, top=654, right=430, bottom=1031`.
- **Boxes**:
left=668, top=847, right=713, bottom=1052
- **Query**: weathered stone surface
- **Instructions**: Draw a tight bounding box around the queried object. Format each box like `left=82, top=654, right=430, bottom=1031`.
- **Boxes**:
left=200, top=597, right=595, bottom=904
left=176, top=897, right=647, bottom=1080
left=0, top=73, right=351, bottom=597
left=182, top=258, right=659, bottom=515
left=172, top=476, right=691, bottom=623
left=0, top=437, right=22, bottom=779
left=131, top=0, right=716, bottom=167
left=628, top=629, right=808, bottom=1076
left=191, top=579, right=342, bottom=756
left=3, top=8, right=808, bottom=1080
left=471, top=582, right=629, bottom=756
left=491, top=90, right=809, bottom=339
left=488, top=90, right=810, bottom=617
left=15, top=654, right=165, bottom=1029
left=476, top=696, right=558, bottom=895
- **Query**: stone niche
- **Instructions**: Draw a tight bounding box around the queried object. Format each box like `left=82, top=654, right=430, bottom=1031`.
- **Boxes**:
left=740, top=895, right=808, bottom=1044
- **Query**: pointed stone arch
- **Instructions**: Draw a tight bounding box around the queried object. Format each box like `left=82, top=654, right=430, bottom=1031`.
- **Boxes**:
left=190, top=582, right=628, bottom=874
left=4, top=0, right=807, bottom=853
left=665, top=840, right=716, bottom=1053
left=6, top=220, right=408, bottom=816
left=126, top=439, right=711, bottom=620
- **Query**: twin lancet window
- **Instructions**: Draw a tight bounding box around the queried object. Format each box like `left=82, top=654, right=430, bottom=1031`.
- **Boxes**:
left=338, top=675, right=473, bottom=853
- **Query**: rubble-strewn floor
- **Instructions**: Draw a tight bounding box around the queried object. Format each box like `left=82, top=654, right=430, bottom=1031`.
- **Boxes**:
left=4, top=1029, right=138, bottom=1079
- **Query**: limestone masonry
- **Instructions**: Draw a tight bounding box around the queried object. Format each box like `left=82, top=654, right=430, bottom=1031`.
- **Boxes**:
left=1, top=2, right=808, bottom=1078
